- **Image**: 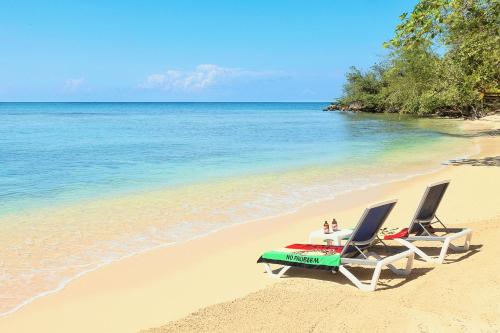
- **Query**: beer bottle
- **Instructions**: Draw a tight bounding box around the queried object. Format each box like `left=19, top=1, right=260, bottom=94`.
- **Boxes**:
left=331, top=218, right=338, bottom=231
left=323, top=221, right=330, bottom=234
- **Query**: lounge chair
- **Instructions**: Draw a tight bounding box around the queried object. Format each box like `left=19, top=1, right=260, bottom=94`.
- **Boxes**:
left=383, top=180, right=473, bottom=264
left=257, top=200, right=415, bottom=292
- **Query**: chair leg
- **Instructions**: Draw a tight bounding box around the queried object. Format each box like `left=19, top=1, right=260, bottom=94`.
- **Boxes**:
left=438, top=230, right=473, bottom=263
left=339, top=250, right=414, bottom=291
left=366, top=251, right=414, bottom=276
left=403, top=251, right=414, bottom=275
left=339, top=265, right=380, bottom=292
left=395, top=238, right=438, bottom=263
left=448, top=230, right=472, bottom=252
left=264, top=263, right=291, bottom=278
left=437, top=237, right=451, bottom=264
left=398, top=229, right=473, bottom=264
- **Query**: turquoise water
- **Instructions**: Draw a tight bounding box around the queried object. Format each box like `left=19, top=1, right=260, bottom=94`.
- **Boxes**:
left=0, top=102, right=473, bottom=316
left=0, top=102, right=464, bottom=215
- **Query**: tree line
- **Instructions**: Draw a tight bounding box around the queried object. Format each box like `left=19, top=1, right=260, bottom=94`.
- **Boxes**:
left=337, top=0, right=499, bottom=118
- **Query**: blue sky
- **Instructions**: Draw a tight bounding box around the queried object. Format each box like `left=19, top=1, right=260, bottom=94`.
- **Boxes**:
left=0, top=0, right=418, bottom=102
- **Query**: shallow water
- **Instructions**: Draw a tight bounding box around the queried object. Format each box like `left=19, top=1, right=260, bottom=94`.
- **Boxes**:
left=0, top=102, right=474, bottom=315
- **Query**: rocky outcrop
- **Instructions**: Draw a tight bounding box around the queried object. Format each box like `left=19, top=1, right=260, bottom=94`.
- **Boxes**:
left=347, top=102, right=364, bottom=111
left=324, top=102, right=498, bottom=119
left=323, top=101, right=364, bottom=112
left=323, top=103, right=341, bottom=111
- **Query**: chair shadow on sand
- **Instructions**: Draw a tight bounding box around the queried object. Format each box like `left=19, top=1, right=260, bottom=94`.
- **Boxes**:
left=439, top=128, right=500, bottom=138
left=444, top=156, right=499, bottom=167
left=266, top=244, right=483, bottom=291
left=385, top=243, right=483, bottom=264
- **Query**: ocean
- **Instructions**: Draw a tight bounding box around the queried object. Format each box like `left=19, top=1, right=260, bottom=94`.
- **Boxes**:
left=0, top=102, right=473, bottom=315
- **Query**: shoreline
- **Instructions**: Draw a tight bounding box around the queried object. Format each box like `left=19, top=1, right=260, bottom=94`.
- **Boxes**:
left=0, top=119, right=479, bottom=318
left=0, top=152, right=457, bottom=319
left=0, top=116, right=498, bottom=332
left=0, top=134, right=478, bottom=318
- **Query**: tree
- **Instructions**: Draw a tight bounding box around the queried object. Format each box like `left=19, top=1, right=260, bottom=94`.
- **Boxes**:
left=339, top=0, right=500, bottom=118
left=387, top=0, right=500, bottom=117
left=381, top=46, right=445, bottom=115
left=338, top=65, right=386, bottom=112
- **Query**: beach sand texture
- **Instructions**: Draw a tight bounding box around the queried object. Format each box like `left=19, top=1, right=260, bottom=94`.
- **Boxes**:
left=0, top=116, right=498, bottom=333
left=143, top=218, right=500, bottom=333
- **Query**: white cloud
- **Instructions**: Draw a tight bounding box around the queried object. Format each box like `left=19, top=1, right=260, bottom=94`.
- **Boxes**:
left=300, top=88, right=316, bottom=96
left=139, top=64, right=281, bottom=91
left=64, top=77, right=85, bottom=92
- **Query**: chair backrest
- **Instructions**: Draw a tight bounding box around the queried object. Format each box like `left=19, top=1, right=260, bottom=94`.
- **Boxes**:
left=409, top=180, right=450, bottom=233
left=341, top=199, right=397, bottom=256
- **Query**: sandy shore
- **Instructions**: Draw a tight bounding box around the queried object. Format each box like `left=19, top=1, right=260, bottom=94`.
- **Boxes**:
left=0, top=116, right=498, bottom=333
left=144, top=217, right=500, bottom=333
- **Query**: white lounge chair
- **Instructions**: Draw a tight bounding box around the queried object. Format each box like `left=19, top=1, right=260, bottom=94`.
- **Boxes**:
left=384, top=180, right=473, bottom=264
left=257, top=200, right=415, bottom=292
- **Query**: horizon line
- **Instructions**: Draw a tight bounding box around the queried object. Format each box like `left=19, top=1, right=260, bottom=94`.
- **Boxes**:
left=0, top=101, right=333, bottom=104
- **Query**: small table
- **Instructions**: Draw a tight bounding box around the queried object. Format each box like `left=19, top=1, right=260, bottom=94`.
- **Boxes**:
left=308, top=229, right=353, bottom=246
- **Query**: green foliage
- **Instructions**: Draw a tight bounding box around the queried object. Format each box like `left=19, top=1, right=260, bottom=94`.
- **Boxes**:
left=339, top=65, right=386, bottom=111
left=382, top=47, right=445, bottom=115
left=387, top=0, right=449, bottom=49
left=340, top=0, right=500, bottom=118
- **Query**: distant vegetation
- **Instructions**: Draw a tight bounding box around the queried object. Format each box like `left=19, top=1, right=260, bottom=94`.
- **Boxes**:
left=335, top=0, right=499, bottom=118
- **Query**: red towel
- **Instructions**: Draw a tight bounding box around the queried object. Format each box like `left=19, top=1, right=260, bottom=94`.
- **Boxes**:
left=382, top=228, right=409, bottom=240
left=285, top=244, right=344, bottom=253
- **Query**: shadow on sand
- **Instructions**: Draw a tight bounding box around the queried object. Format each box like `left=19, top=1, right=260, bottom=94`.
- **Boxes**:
left=265, top=244, right=482, bottom=290
left=269, top=265, right=433, bottom=291
left=439, top=128, right=500, bottom=138
left=444, top=156, right=499, bottom=167
left=386, top=244, right=483, bottom=264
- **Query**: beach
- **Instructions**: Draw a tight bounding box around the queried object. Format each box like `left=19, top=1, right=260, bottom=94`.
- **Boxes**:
left=146, top=219, right=500, bottom=333
left=0, top=102, right=474, bottom=317
left=0, top=115, right=498, bottom=332
left=2, top=0, right=498, bottom=331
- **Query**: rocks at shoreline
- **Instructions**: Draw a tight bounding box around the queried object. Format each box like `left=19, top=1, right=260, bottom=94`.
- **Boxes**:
left=323, top=101, right=499, bottom=119
left=323, top=101, right=365, bottom=112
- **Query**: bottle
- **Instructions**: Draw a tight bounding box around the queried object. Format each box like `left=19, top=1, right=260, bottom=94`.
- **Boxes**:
left=331, top=218, right=338, bottom=231
left=323, top=221, right=330, bottom=234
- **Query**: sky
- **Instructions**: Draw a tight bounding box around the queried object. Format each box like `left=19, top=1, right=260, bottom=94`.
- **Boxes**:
left=0, top=0, right=419, bottom=102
